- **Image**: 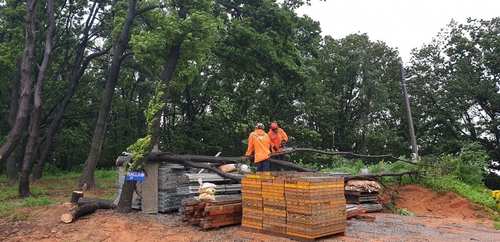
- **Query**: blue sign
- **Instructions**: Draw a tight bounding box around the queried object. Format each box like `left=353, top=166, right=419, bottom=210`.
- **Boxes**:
left=126, top=171, right=146, bottom=181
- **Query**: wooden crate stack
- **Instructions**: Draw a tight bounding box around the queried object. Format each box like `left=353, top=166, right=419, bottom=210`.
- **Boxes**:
left=241, top=172, right=346, bottom=240
left=262, top=176, right=286, bottom=234
left=240, top=173, right=264, bottom=229
left=182, top=195, right=242, bottom=229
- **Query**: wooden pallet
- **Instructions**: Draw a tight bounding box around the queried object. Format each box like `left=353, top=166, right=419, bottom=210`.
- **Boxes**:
left=344, top=190, right=379, bottom=196
left=242, top=226, right=345, bottom=242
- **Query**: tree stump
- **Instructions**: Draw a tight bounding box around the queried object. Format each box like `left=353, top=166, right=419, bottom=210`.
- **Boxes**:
left=60, top=202, right=99, bottom=223
left=70, top=191, right=84, bottom=204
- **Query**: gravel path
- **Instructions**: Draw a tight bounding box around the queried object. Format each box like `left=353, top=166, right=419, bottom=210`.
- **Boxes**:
left=123, top=211, right=500, bottom=242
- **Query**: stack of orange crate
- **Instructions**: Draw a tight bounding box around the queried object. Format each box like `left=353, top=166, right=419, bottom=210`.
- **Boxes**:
left=241, top=173, right=264, bottom=229
left=262, top=175, right=286, bottom=234
left=241, top=172, right=346, bottom=240
left=285, top=176, right=346, bottom=239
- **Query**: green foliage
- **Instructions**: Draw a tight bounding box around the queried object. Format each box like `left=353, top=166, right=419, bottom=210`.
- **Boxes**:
left=126, top=135, right=151, bottom=166
left=396, top=208, right=414, bottom=216
left=421, top=142, right=489, bottom=186
left=494, top=222, right=500, bottom=230
left=418, top=175, right=498, bottom=210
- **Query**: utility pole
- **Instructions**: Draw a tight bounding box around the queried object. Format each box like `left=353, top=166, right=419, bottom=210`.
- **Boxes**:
left=398, top=57, right=419, bottom=160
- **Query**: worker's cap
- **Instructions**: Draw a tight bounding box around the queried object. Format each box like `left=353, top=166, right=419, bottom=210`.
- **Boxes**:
left=270, top=122, right=278, bottom=130
left=255, top=122, right=264, bottom=129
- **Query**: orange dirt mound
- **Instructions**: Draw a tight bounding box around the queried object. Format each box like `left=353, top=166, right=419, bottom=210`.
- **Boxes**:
left=379, top=184, right=494, bottom=226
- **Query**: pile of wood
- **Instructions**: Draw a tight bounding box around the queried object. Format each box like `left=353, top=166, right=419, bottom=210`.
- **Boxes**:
left=344, top=179, right=382, bottom=220
left=181, top=195, right=242, bottom=229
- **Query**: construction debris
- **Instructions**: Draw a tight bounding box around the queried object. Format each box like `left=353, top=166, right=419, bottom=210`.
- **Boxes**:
left=344, top=179, right=383, bottom=217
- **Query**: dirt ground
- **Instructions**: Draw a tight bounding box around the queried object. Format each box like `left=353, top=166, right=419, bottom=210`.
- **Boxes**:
left=1, top=183, right=499, bottom=242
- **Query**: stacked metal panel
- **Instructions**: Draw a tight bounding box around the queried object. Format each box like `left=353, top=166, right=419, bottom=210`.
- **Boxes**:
left=241, top=172, right=346, bottom=240
left=158, top=163, right=192, bottom=212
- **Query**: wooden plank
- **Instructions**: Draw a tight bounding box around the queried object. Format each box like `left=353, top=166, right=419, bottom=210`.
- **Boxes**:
left=205, top=207, right=242, bottom=216
left=205, top=213, right=242, bottom=220
left=346, top=209, right=366, bottom=218
left=185, top=201, right=200, bottom=206
left=204, top=203, right=242, bottom=212
left=200, top=216, right=242, bottom=229
left=201, top=220, right=240, bottom=229
left=354, top=214, right=376, bottom=221
left=344, top=190, right=378, bottom=196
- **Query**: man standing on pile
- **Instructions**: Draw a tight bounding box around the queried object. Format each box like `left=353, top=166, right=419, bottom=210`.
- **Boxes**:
left=268, top=122, right=289, bottom=161
left=245, top=122, right=271, bottom=172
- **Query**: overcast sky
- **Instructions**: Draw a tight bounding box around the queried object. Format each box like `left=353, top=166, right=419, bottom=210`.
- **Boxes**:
left=296, top=0, right=500, bottom=62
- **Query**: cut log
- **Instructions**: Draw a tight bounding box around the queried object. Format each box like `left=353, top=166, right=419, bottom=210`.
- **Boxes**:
left=77, top=197, right=117, bottom=209
left=60, top=202, right=99, bottom=223
left=70, top=191, right=84, bottom=204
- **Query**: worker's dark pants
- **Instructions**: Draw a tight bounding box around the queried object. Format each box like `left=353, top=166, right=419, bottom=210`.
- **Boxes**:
left=255, top=159, right=270, bottom=172
left=270, top=154, right=285, bottom=171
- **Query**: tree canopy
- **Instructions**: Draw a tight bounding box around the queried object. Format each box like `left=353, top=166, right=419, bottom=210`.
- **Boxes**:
left=0, top=0, right=499, bottom=195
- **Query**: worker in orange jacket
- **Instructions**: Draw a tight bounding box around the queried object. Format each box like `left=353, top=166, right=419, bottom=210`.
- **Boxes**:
left=245, top=122, right=271, bottom=171
left=268, top=122, right=289, bottom=161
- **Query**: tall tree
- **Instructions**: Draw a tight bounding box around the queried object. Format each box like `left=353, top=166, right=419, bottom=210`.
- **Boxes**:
left=19, top=0, right=55, bottom=197
left=0, top=0, right=38, bottom=164
left=79, top=0, right=142, bottom=189
left=409, top=17, right=500, bottom=165
left=33, top=0, right=111, bottom=179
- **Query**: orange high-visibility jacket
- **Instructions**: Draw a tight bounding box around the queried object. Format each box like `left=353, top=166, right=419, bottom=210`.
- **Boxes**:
left=268, top=128, right=289, bottom=154
left=245, top=129, right=271, bottom=163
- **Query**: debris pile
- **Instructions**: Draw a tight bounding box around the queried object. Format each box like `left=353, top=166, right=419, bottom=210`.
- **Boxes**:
left=345, top=179, right=382, bottom=220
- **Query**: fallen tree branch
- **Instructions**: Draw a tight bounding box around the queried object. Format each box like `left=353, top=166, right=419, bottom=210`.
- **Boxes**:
left=175, top=160, right=243, bottom=182
left=283, top=148, right=393, bottom=159
left=345, top=170, right=418, bottom=180
left=148, top=154, right=317, bottom=182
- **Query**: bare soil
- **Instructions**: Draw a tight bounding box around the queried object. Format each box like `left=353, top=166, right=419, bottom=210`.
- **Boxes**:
left=1, top=181, right=499, bottom=242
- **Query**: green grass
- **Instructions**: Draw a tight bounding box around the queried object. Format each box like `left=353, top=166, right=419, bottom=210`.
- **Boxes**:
left=0, top=169, right=117, bottom=221
left=494, top=222, right=500, bottom=230
left=396, top=208, right=414, bottom=216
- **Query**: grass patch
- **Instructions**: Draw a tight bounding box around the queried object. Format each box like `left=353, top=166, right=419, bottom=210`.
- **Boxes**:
left=396, top=208, right=414, bottom=216
left=494, top=222, right=500, bottom=230
left=0, top=170, right=117, bottom=221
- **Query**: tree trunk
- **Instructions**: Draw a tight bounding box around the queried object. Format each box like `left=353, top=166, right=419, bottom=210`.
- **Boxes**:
left=0, top=0, right=38, bottom=164
left=60, top=202, right=99, bottom=224
left=80, top=0, right=137, bottom=189
left=77, top=197, right=117, bottom=209
left=19, top=0, right=55, bottom=198
left=115, top=179, right=137, bottom=213
left=115, top=42, right=182, bottom=213
left=6, top=59, right=21, bottom=180
left=70, top=191, right=84, bottom=204
left=33, top=1, right=109, bottom=180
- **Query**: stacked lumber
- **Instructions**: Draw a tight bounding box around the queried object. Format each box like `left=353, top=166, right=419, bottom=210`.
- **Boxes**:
left=344, top=179, right=382, bottom=216
left=241, top=172, right=346, bottom=240
left=182, top=195, right=242, bottom=229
